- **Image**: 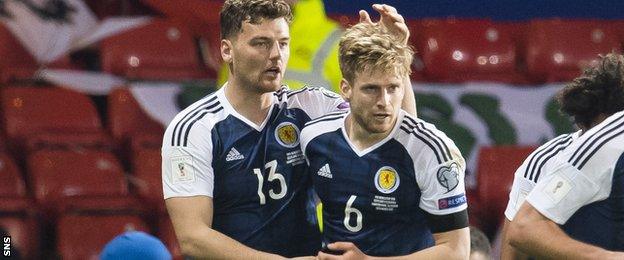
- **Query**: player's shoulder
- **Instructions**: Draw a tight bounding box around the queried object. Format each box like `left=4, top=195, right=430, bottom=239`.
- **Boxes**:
left=300, top=110, right=348, bottom=150
left=396, top=112, right=459, bottom=165
left=516, top=131, right=579, bottom=184
left=163, top=90, right=228, bottom=148
left=275, top=85, right=341, bottom=100
left=275, top=85, right=343, bottom=108
left=564, top=110, right=624, bottom=170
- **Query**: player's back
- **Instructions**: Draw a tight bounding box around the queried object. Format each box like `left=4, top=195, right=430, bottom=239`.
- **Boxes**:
left=162, top=86, right=345, bottom=256
left=556, top=111, right=624, bottom=251
left=505, top=131, right=580, bottom=220
left=526, top=110, right=624, bottom=251
left=301, top=110, right=468, bottom=256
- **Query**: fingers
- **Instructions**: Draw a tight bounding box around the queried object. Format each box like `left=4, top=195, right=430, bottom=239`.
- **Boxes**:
left=328, top=242, right=356, bottom=251
left=372, top=4, right=404, bottom=22
left=317, top=251, right=340, bottom=260
left=358, top=10, right=373, bottom=24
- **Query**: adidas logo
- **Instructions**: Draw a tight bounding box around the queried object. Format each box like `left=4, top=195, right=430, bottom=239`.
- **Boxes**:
left=226, top=148, right=245, bottom=161
left=317, top=164, right=332, bottom=179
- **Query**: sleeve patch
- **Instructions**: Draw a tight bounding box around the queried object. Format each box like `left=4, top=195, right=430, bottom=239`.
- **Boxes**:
left=438, top=193, right=467, bottom=210
left=171, top=155, right=196, bottom=184
left=437, top=162, right=460, bottom=193
left=543, top=175, right=573, bottom=204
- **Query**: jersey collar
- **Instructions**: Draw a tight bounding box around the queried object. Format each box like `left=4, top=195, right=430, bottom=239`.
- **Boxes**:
left=340, top=110, right=405, bottom=157
left=219, top=82, right=278, bottom=132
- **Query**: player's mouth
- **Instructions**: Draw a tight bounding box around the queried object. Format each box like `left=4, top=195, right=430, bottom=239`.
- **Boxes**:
left=373, top=113, right=391, bottom=120
left=264, top=67, right=281, bottom=78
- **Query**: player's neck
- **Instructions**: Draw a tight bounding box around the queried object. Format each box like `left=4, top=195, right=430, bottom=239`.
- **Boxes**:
left=224, top=81, right=274, bottom=126
left=344, top=114, right=394, bottom=151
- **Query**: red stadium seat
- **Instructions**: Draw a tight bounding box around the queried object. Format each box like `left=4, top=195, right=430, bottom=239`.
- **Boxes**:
left=476, top=145, right=536, bottom=234
left=525, top=19, right=620, bottom=83
left=27, top=150, right=129, bottom=216
left=158, top=215, right=183, bottom=260
left=57, top=213, right=149, bottom=260
left=0, top=153, right=26, bottom=198
left=0, top=214, right=40, bottom=259
left=415, top=19, right=528, bottom=84
left=0, top=24, right=38, bottom=83
left=0, top=198, right=40, bottom=259
left=101, top=19, right=210, bottom=80
left=108, top=87, right=164, bottom=149
left=0, top=86, right=109, bottom=157
left=131, top=145, right=165, bottom=212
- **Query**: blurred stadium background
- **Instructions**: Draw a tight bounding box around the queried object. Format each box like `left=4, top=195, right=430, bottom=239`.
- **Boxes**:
left=1, top=0, right=623, bottom=259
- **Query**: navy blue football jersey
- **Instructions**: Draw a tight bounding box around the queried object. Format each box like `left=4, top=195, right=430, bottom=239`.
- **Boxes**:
left=527, top=110, right=624, bottom=251
left=300, top=110, right=468, bottom=257
left=162, top=85, right=346, bottom=256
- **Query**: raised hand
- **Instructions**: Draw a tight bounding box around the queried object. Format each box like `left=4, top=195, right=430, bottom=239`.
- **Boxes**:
left=358, top=4, right=409, bottom=45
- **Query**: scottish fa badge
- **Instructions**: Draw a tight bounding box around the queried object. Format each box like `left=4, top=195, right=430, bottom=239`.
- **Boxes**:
left=437, top=162, right=460, bottom=193
left=275, top=122, right=300, bottom=148
left=374, top=166, right=400, bottom=194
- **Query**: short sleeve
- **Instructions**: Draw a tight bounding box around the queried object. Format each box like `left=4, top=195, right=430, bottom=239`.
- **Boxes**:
left=505, top=174, right=535, bottom=221
left=162, top=115, right=216, bottom=199
left=526, top=161, right=610, bottom=224
left=418, top=145, right=468, bottom=216
left=162, top=146, right=215, bottom=199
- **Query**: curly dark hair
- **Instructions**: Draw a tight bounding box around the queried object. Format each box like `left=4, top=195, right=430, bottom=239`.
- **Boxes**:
left=220, top=0, right=292, bottom=40
left=557, top=52, right=624, bottom=129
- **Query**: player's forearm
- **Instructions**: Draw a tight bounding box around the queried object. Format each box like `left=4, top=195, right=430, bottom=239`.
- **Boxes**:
left=508, top=212, right=616, bottom=260
left=401, top=76, right=417, bottom=116
left=501, top=219, right=530, bottom=260
left=369, top=228, right=469, bottom=260
left=178, top=227, right=284, bottom=260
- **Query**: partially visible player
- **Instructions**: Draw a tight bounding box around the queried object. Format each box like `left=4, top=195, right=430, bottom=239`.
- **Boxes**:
left=469, top=226, right=491, bottom=260
left=301, top=23, right=469, bottom=259
left=507, top=53, right=624, bottom=259
left=500, top=131, right=581, bottom=260
left=162, top=1, right=415, bottom=259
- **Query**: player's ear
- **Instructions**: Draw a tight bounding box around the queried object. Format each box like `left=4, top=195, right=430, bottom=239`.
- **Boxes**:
left=221, top=39, right=233, bottom=64
left=340, top=78, right=352, bottom=101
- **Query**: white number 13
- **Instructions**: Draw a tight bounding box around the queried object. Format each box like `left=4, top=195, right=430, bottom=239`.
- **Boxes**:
left=252, top=160, right=287, bottom=205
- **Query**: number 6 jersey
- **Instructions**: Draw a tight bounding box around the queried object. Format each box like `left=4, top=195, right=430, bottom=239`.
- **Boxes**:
left=162, top=85, right=346, bottom=257
left=300, top=110, right=468, bottom=256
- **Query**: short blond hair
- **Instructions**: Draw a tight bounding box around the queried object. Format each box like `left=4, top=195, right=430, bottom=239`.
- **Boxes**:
left=339, top=23, right=413, bottom=84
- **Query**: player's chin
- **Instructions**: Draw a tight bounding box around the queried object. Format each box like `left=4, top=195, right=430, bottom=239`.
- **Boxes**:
left=365, top=122, right=393, bottom=134
left=258, top=78, right=282, bottom=92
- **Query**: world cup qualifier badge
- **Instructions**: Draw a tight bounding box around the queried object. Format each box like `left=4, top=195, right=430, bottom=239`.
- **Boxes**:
left=275, top=122, right=300, bottom=148
left=374, top=166, right=400, bottom=194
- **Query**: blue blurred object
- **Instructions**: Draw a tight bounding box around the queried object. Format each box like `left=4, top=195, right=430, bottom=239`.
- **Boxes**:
left=100, top=231, right=172, bottom=260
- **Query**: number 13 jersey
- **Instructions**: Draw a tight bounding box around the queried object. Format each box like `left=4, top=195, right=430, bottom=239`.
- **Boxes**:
left=162, top=85, right=346, bottom=256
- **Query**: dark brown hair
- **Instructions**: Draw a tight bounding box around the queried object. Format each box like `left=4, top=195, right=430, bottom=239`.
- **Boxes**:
left=557, top=52, right=624, bottom=129
left=220, top=0, right=292, bottom=40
